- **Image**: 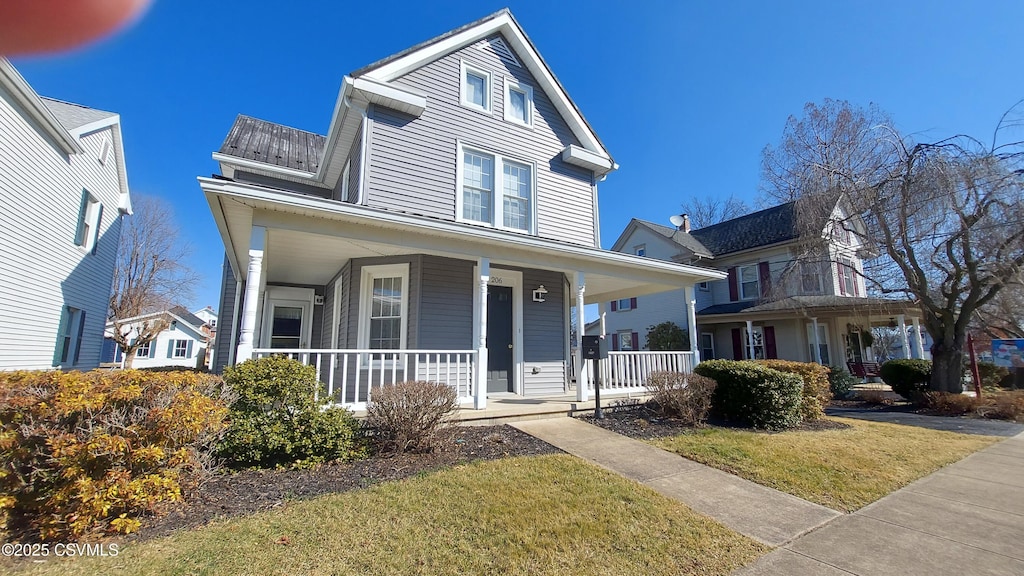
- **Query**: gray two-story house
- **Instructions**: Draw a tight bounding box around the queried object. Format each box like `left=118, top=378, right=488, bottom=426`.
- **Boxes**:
left=202, top=10, right=723, bottom=409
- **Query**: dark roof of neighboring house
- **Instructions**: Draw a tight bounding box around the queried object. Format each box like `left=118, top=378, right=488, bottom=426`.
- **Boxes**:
left=632, top=220, right=714, bottom=258
left=688, top=202, right=798, bottom=256
left=696, top=301, right=759, bottom=315
left=698, top=296, right=917, bottom=316
left=41, top=97, right=116, bottom=130
left=170, top=306, right=206, bottom=328
left=217, top=114, right=325, bottom=173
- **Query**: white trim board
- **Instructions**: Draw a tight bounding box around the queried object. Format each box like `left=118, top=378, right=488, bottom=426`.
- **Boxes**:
left=473, top=266, right=523, bottom=396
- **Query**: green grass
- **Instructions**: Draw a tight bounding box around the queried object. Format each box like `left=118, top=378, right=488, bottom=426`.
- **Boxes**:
left=652, top=417, right=999, bottom=512
left=19, top=455, right=766, bottom=576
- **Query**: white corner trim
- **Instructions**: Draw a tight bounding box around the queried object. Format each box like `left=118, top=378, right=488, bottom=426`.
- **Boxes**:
left=503, top=77, right=533, bottom=127
left=562, top=144, right=614, bottom=173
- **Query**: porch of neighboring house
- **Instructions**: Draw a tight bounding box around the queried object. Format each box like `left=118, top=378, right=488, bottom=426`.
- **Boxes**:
left=205, top=177, right=724, bottom=412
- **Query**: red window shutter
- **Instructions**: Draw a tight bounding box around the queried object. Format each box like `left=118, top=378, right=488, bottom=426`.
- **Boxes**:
left=731, top=328, right=743, bottom=360
left=837, top=262, right=846, bottom=295
left=630, top=297, right=638, bottom=310
left=631, top=332, right=639, bottom=351
left=758, top=262, right=771, bottom=298
left=764, top=326, right=778, bottom=359
left=611, top=334, right=619, bottom=351
left=610, top=300, right=617, bottom=312
left=728, top=267, right=738, bottom=301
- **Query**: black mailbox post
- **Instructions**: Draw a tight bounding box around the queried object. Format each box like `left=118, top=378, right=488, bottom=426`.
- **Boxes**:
left=580, top=336, right=608, bottom=418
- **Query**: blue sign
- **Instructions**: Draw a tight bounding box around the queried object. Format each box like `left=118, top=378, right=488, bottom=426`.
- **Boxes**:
left=991, top=339, right=1024, bottom=368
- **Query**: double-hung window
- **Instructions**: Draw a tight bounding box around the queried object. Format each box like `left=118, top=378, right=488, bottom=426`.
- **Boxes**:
left=503, top=78, right=533, bottom=126
left=617, top=330, right=634, bottom=351
left=74, top=190, right=102, bottom=254
left=173, top=340, right=189, bottom=358
left=700, top=333, right=715, bottom=360
left=457, top=143, right=535, bottom=234
left=738, top=265, right=759, bottom=300
left=801, top=262, right=823, bottom=294
left=56, top=306, right=85, bottom=365
left=460, top=61, right=491, bottom=112
left=136, top=341, right=151, bottom=358
left=358, top=264, right=409, bottom=359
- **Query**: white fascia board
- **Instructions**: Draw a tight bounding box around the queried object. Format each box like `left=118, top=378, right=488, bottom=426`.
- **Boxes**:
left=351, top=77, right=427, bottom=116
left=0, top=58, right=83, bottom=154
left=562, top=144, right=614, bottom=174
left=68, top=115, right=133, bottom=213
left=200, top=183, right=243, bottom=279
left=360, top=12, right=612, bottom=162
left=211, top=152, right=318, bottom=180
left=198, top=177, right=727, bottom=283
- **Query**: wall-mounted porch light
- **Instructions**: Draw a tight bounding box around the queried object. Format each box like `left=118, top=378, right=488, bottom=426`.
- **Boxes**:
left=532, top=285, right=548, bottom=302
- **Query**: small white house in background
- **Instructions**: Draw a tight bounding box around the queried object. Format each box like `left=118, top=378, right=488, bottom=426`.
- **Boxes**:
left=193, top=305, right=217, bottom=328
left=0, top=58, right=132, bottom=371
left=105, top=307, right=211, bottom=369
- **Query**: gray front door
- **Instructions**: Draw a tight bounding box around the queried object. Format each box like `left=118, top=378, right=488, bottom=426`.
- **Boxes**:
left=487, top=285, right=514, bottom=393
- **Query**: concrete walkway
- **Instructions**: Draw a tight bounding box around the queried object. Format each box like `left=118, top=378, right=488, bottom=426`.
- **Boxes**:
left=827, top=407, right=1024, bottom=437
left=736, top=431, right=1024, bottom=575
left=510, top=418, right=840, bottom=547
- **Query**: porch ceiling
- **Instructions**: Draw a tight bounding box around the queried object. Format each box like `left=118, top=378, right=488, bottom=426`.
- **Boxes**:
left=203, top=177, right=725, bottom=300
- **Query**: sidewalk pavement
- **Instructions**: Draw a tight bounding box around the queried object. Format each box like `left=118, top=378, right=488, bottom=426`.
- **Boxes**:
left=510, top=418, right=840, bottom=547
left=512, top=417, right=1024, bottom=576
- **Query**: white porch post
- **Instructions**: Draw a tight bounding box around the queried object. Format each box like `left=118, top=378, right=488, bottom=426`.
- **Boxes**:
left=912, top=317, right=925, bottom=359
left=474, top=258, right=489, bottom=410
left=897, top=314, right=910, bottom=359
left=599, top=302, right=607, bottom=340
left=685, top=284, right=700, bottom=366
left=745, top=319, right=755, bottom=360
left=575, top=272, right=588, bottom=402
left=235, top=226, right=266, bottom=363
left=812, top=317, right=823, bottom=364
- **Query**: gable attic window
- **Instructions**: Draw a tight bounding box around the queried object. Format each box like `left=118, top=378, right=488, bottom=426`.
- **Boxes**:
left=634, top=244, right=646, bottom=257
left=738, top=264, right=760, bottom=300
left=98, top=139, right=111, bottom=166
left=457, top=142, right=535, bottom=233
left=74, top=189, right=103, bottom=254
left=503, top=78, right=533, bottom=126
left=460, top=61, right=491, bottom=113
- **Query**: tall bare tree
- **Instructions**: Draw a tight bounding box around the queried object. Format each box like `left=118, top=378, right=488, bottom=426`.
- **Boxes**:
left=109, top=195, right=197, bottom=368
left=763, top=99, right=1024, bottom=392
left=680, top=195, right=750, bottom=228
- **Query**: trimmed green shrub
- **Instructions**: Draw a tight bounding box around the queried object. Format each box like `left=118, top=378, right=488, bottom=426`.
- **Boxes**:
left=217, top=356, right=365, bottom=469
left=0, top=370, right=231, bottom=541
left=880, top=359, right=932, bottom=400
left=694, top=360, right=803, bottom=430
left=828, top=365, right=859, bottom=399
left=977, top=362, right=1011, bottom=389
left=645, top=371, right=717, bottom=426
left=755, top=360, right=831, bottom=420
left=365, top=380, right=460, bottom=453
left=646, top=322, right=690, bottom=351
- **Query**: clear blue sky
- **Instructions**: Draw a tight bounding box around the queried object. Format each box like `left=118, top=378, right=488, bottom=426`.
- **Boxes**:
left=12, top=0, right=1024, bottom=311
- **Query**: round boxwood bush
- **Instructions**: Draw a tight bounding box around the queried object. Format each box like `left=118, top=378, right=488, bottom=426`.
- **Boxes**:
left=880, top=359, right=932, bottom=400
left=217, top=356, right=365, bottom=469
left=827, top=365, right=860, bottom=399
left=694, top=359, right=803, bottom=430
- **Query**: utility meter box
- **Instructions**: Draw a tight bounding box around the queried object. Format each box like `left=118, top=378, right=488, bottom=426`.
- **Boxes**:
left=581, top=335, right=608, bottom=360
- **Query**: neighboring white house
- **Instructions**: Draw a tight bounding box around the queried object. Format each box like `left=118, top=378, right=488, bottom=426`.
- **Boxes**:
left=104, top=307, right=211, bottom=369
left=0, top=58, right=132, bottom=371
left=604, top=199, right=930, bottom=370
left=201, top=9, right=724, bottom=409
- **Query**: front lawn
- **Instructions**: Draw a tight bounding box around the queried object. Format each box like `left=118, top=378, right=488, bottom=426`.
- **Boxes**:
left=19, top=455, right=766, bottom=576
left=652, top=417, right=999, bottom=512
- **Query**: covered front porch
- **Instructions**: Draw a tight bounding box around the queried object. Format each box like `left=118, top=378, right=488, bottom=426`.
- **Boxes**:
left=204, top=177, right=724, bottom=410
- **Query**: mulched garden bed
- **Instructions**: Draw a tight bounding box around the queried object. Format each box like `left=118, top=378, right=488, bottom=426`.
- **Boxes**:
left=130, top=425, right=561, bottom=543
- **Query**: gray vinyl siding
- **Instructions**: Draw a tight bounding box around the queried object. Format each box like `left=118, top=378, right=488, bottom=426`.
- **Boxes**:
left=365, top=34, right=598, bottom=247
left=342, top=120, right=363, bottom=204
left=235, top=170, right=331, bottom=198
left=520, top=268, right=566, bottom=396
left=213, top=255, right=237, bottom=373
left=417, top=256, right=474, bottom=349
left=0, top=89, right=124, bottom=371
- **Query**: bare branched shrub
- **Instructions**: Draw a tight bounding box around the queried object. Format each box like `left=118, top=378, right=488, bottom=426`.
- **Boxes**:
left=646, top=371, right=717, bottom=426
left=366, top=381, right=459, bottom=453
left=920, top=392, right=981, bottom=416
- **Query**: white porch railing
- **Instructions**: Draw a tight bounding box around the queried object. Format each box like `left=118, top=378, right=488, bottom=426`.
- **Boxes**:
left=251, top=348, right=477, bottom=410
left=574, top=350, right=695, bottom=394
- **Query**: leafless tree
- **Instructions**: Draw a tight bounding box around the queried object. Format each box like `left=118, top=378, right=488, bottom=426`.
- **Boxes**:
left=971, top=270, right=1024, bottom=339
left=680, top=195, right=750, bottom=228
left=109, top=195, right=198, bottom=368
left=763, top=99, right=1024, bottom=392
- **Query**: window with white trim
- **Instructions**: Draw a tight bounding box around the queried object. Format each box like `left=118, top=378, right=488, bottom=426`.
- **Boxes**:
left=503, top=78, right=533, bottom=126
left=739, top=265, right=759, bottom=300
left=743, top=326, right=765, bottom=360
left=840, top=259, right=857, bottom=295
left=74, top=190, right=102, bottom=253
left=634, top=244, right=646, bottom=257
left=801, top=262, right=823, bottom=294
left=56, top=306, right=84, bottom=365
left=457, top=144, right=535, bottom=233
left=617, top=330, right=634, bottom=351
left=136, top=341, right=151, bottom=357
left=698, top=281, right=710, bottom=291
left=617, top=298, right=633, bottom=311
left=358, top=264, right=409, bottom=353
left=460, top=61, right=491, bottom=112
left=700, top=333, right=715, bottom=360
left=173, top=340, right=189, bottom=358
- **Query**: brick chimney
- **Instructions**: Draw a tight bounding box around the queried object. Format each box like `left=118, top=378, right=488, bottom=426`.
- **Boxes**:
left=681, top=214, right=691, bottom=233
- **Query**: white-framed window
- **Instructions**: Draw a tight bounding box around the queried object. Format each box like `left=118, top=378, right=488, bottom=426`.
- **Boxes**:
left=503, top=78, right=533, bottom=126
left=698, top=281, right=710, bottom=292
left=801, top=262, right=822, bottom=294
left=840, top=259, right=857, bottom=295
left=743, top=326, right=765, bottom=360
left=331, top=279, right=344, bottom=349
left=341, top=159, right=351, bottom=201
left=634, top=244, right=646, bottom=257
left=173, top=340, right=189, bottom=358
left=456, top=143, right=535, bottom=233
left=136, top=341, right=151, bottom=358
left=806, top=323, right=832, bottom=365
left=98, top=139, right=111, bottom=166
left=831, top=219, right=852, bottom=244
left=358, top=264, right=409, bottom=355
left=74, top=190, right=102, bottom=254
left=616, top=298, right=633, bottom=311
left=56, top=306, right=85, bottom=365
left=618, top=330, right=634, bottom=351
left=460, top=61, right=491, bottom=113
left=700, top=332, right=715, bottom=360
left=739, top=264, right=760, bottom=300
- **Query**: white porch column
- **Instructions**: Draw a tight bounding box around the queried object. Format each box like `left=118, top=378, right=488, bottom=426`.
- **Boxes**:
left=575, top=272, right=588, bottom=402
left=745, top=319, right=755, bottom=360
left=912, top=317, right=926, bottom=359
left=897, top=314, right=910, bottom=359
left=235, top=227, right=266, bottom=363
left=812, top=317, right=823, bottom=364
left=474, top=258, right=490, bottom=410
left=599, top=301, right=607, bottom=340
left=685, top=284, right=700, bottom=367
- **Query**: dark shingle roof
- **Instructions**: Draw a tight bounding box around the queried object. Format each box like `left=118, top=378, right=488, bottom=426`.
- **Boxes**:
left=41, top=97, right=116, bottom=130
left=170, top=306, right=205, bottom=328
left=632, top=220, right=714, bottom=258
left=698, top=296, right=917, bottom=316
left=688, top=202, right=798, bottom=256
left=218, top=115, right=325, bottom=172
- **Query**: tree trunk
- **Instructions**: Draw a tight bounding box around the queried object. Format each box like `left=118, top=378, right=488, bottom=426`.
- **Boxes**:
left=123, top=349, right=134, bottom=370
left=930, top=340, right=964, bottom=393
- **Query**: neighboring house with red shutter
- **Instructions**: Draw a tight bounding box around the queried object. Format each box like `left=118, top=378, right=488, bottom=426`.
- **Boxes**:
left=603, top=199, right=930, bottom=371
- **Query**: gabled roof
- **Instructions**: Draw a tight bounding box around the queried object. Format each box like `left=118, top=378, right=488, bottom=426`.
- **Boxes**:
left=108, top=306, right=206, bottom=331
left=689, top=202, right=798, bottom=256
left=41, top=97, right=117, bottom=130
left=169, top=306, right=205, bottom=329
left=0, top=58, right=81, bottom=154
left=218, top=115, right=325, bottom=174
left=630, top=219, right=714, bottom=258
